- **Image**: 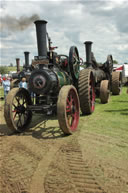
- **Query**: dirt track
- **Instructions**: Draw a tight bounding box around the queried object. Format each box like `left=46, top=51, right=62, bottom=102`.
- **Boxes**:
left=0, top=104, right=128, bottom=193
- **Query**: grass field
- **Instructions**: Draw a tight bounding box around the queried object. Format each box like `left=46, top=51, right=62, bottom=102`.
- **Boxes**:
left=79, top=86, right=128, bottom=160
left=78, top=87, right=128, bottom=192
left=0, top=87, right=4, bottom=98
left=7, top=66, right=23, bottom=71
left=0, top=87, right=4, bottom=96
left=80, top=87, right=128, bottom=139
left=7, top=66, right=17, bottom=71
left=0, top=66, right=23, bottom=74
left=0, top=87, right=4, bottom=107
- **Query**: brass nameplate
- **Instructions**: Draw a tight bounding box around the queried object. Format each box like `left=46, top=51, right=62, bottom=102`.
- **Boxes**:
left=32, top=59, right=49, bottom=66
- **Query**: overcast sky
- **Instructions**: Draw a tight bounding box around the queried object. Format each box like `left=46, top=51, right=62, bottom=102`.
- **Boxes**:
left=0, top=0, right=128, bottom=66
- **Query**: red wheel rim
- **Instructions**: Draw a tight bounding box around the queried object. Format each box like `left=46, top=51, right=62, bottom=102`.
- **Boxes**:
left=66, top=88, right=79, bottom=132
left=89, top=79, right=95, bottom=112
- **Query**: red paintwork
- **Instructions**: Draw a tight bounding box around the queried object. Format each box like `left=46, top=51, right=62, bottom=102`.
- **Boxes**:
left=66, top=88, right=79, bottom=132
left=115, top=65, right=123, bottom=71
left=90, top=79, right=95, bottom=112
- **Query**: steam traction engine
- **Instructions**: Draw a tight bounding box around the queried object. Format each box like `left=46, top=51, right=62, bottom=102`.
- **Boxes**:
left=4, top=20, right=94, bottom=134
left=10, top=52, right=31, bottom=89
left=79, top=41, right=120, bottom=107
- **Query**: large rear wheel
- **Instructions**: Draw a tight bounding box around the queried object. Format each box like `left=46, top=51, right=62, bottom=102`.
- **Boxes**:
left=78, top=69, right=95, bottom=115
left=4, top=88, right=32, bottom=132
left=10, top=79, right=20, bottom=89
left=100, top=80, right=110, bottom=104
left=111, top=71, right=122, bottom=95
left=57, top=85, right=80, bottom=134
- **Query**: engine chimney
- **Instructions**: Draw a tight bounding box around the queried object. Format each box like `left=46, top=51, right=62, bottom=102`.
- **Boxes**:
left=84, top=41, right=93, bottom=65
left=24, top=51, right=29, bottom=68
left=34, top=20, right=47, bottom=58
left=16, top=58, right=20, bottom=72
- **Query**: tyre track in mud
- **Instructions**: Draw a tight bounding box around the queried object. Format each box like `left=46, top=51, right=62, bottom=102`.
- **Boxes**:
left=0, top=102, right=65, bottom=193
left=0, top=135, right=63, bottom=193
left=45, top=139, right=106, bottom=193
left=1, top=138, right=43, bottom=193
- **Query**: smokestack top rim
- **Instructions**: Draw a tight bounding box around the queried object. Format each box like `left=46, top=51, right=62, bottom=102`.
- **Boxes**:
left=24, top=51, right=30, bottom=54
left=84, top=41, right=93, bottom=44
left=16, top=58, right=20, bottom=60
left=34, top=20, right=47, bottom=25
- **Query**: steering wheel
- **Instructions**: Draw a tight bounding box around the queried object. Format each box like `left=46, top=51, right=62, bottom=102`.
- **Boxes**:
left=57, top=55, right=69, bottom=68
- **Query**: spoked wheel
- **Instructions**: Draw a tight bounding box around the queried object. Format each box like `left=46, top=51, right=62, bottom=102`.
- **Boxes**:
left=69, top=46, right=80, bottom=81
left=78, top=69, right=95, bottom=115
left=10, top=79, right=20, bottom=89
left=57, top=85, right=80, bottom=134
left=4, top=88, right=32, bottom=132
left=100, top=80, right=110, bottom=104
left=111, top=71, right=122, bottom=95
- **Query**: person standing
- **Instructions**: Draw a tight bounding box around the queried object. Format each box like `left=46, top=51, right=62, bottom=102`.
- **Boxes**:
left=19, top=77, right=27, bottom=89
left=2, top=76, right=11, bottom=99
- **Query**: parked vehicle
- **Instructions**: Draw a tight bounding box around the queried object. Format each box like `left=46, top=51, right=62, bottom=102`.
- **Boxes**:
left=81, top=41, right=113, bottom=105
left=113, top=63, right=128, bottom=86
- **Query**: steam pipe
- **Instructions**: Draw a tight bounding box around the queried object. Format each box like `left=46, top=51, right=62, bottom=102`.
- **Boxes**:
left=24, top=51, right=29, bottom=68
left=34, top=20, right=47, bottom=58
left=84, top=41, right=93, bottom=65
left=16, top=58, right=20, bottom=72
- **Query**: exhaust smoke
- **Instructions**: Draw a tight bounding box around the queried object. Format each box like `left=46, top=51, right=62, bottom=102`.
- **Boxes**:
left=1, top=14, right=40, bottom=31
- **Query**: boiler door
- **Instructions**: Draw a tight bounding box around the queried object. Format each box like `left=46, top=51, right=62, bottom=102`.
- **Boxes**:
left=33, top=75, right=46, bottom=89
left=29, top=69, right=57, bottom=95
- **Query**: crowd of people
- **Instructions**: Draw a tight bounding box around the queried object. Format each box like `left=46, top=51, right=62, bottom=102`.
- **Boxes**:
left=1, top=76, right=27, bottom=100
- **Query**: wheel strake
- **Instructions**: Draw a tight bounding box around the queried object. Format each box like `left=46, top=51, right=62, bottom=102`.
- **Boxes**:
left=10, top=79, right=20, bottom=89
left=78, top=69, right=95, bottom=115
left=90, top=77, right=95, bottom=112
left=100, top=80, right=109, bottom=104
left=111, top=71, right=122, bottom=95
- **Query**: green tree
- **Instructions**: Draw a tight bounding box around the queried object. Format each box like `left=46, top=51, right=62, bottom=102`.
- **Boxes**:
left=113, top=60, right=118, bottom=64
left=0, top=66, right=8, bottom=75
left=9, top=63, right=13, bottom=67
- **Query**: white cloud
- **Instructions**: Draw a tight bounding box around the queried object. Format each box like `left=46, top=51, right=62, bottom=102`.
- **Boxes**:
left=0, top=0, right=128, bottom=66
